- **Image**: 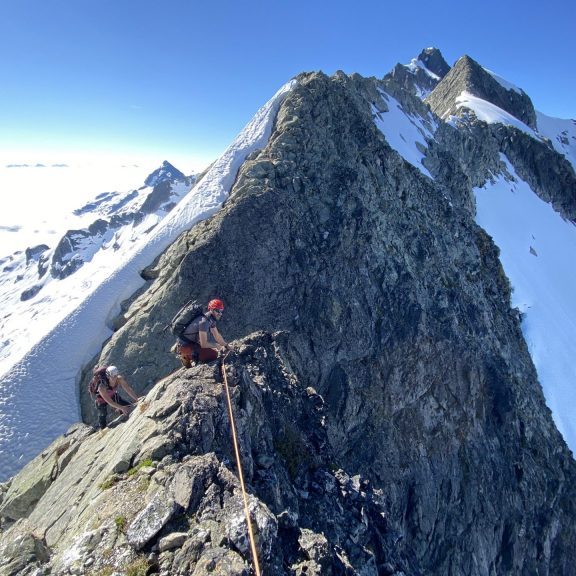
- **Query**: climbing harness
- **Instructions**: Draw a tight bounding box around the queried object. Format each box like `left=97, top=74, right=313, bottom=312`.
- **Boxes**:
left=221, top=357, right=262, bottom=576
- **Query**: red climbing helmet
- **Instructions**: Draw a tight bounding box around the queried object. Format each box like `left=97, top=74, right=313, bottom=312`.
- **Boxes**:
left=208, top=298, right=225, bottom=311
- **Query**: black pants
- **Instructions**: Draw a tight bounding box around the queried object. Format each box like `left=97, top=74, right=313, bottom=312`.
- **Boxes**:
left=97, top=395, right=131, bottom=429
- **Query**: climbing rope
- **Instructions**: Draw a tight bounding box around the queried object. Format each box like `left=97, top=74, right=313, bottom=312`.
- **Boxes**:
left=221, top=357, right=262, bottom=576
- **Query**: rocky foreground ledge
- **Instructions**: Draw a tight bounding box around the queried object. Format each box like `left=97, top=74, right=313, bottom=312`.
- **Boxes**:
left=0, top=333, right=416, bottom=576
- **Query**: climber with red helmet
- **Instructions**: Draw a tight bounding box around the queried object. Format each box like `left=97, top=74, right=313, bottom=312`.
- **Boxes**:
left=178, top=298, right=231, bottom=367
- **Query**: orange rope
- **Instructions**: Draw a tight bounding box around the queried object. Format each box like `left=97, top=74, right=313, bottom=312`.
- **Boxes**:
left=221, top=359, right=262, bottom=576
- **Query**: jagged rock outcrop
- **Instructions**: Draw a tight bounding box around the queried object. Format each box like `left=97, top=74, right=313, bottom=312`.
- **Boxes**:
left=423, top=104, right=576, bottom=223
left=51, top=219, right=112, bottom=279
left=426, top=55, right=538, bottom=129
left=71, top=71, right=575, bottom=575
left=418, top=47, right=451, bottom=78
left=1, top=334, right=417, bottom=575
left=24, top=245, right=49, bottom=266
left=139, top=180, right=178, bottom=215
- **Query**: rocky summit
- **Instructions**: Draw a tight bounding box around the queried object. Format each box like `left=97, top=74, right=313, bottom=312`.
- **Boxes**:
left=1, top=49, right=575, bottom=575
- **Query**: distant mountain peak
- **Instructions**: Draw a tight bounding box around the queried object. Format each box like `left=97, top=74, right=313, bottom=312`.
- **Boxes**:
left=384, top=47, right=450, bottom=99
left=417, top=47, right=451, bottom=78
left=426, top=54, right=537, bottom=128
left=144, top=160, right=186, bottom=187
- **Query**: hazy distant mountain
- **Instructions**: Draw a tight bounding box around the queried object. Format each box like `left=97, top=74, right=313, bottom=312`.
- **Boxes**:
left=144, top=159, right=187, bottom=187
left=0, top=161, right=196, bottom=377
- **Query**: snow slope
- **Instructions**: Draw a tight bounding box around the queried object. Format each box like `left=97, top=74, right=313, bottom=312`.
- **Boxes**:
left=475, top=156, right=576, bottom=456
left=536, top=111, right=576, bottom=173
left=372, top=90, right=437, bottom=178
left=453, top=91, right=538, bottom=137
left=0, top=177, right=192, bottom=381
left=0, top=79, right=297, bottom=481
left=450, top=92, right=576, bottom=174
left=375, top=78, right=576, bottom=456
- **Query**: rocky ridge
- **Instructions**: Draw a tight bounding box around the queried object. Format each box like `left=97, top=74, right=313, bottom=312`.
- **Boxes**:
left=1, top=334, right=419, bottom=575
left=1, top=52, right=575, bottom=576
left=88, top=70, right=575, bottom=573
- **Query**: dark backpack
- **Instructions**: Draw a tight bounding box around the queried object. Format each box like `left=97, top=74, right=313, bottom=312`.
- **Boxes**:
left=89, top=366, right=108, bottom=404
left=170, top=300, right=204, bottom=338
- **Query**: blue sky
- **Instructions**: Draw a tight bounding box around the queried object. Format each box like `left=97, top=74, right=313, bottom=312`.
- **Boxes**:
left=1, top=0, right=574, bottom=173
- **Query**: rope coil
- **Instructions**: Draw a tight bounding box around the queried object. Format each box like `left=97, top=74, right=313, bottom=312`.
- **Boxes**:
left=221, top=358, right=262, bottom=576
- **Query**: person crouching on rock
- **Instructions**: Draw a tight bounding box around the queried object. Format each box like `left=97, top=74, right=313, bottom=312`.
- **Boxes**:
left=92, top=365, right=140, bottom=429
left=179, top=299, right=231, bottom=368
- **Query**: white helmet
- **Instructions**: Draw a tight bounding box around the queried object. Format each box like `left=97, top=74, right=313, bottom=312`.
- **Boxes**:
left=106, top=365, right=120, bottom=379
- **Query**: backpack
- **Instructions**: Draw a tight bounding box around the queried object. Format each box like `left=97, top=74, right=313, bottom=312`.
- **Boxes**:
left=89, top=366, right=108, bottom=404
left=170, top=300, right=204, bottom=338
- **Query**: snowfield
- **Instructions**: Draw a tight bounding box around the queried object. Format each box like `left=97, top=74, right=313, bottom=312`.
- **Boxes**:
left=0, top=80, right=297, bottom=481
left=475, top=157, right=576, bottom=456
left=374, top=88, right=576, bottom=457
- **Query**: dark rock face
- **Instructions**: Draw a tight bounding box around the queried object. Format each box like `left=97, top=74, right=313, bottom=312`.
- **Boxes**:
left=24, top=244, right=49, bottom=265
left=421, top=117, right=576, bottom=224
left=80, top=72, right=576, bottom=574
left=492, top=124, right=576, bottom=221
left=20, top=284, right=43, bottom=301
left=51, top=225, right=108, bottom=279
left=140, top=179, right=175, bottom=215
left=426, top=55, right=538, bottom=129
left=385, top=48, right=450, bottom=100
left=418, top=47, right=451, bottom=78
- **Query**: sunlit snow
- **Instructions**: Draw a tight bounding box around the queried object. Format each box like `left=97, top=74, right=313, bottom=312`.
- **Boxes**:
left=484, top=68, right=523, bottom=94
left=475, top=156, right=576, bottom=456
left=536, top=111, right=576, bottom=173
left=372, top=91, right=437, bottom=178
left=451, top=91, right=537, bottom=137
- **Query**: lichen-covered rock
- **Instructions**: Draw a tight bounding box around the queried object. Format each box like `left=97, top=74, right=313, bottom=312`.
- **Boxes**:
left=298, top=528, right=330, bottom=566
left=222, top=493, right=278, bottom=560
left=127, top=489, right=177, bottom=550
left=158, top=531, right=187, bottom=552
left=0, top=532, right=49, bottom=576
left=191, top=546, right=248, bottom=576
left=0, top=424, right=92, bottom=521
